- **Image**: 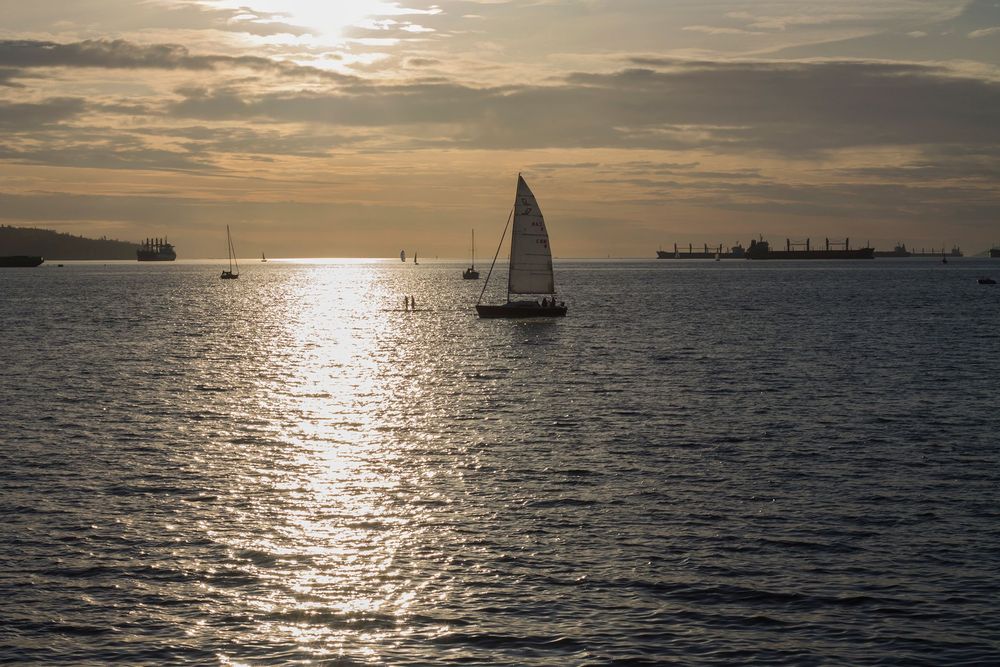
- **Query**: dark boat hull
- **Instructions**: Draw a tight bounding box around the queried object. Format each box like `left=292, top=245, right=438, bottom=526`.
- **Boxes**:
left=463, top=269, right=480, bottom=279
left=0, top=255, right=44, bottom=267
left=220, top=271, right=238, bottom=280
left=137, top=251, right=176, bottom=261
left=748, top=248, right=874, bottom=260
left=476, top=303, right=567, bottom=318
left=989, top=249, right=1000, bottom=258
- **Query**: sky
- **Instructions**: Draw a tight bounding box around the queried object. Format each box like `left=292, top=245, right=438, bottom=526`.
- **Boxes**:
left=0, top=0, right=998, bottom=258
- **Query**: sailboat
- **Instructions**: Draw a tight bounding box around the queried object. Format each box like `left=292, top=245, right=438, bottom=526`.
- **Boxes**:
left=221, top=225, right=239, bottom=279
left=261, top=252, right=267, bottom=263
left=400, top=250, right=406, bottom=262
left=414, top=252, right=418, bottom=265
left=463, top=229, right=480, bottom=279
left=476, top=174, right=566, bottom=318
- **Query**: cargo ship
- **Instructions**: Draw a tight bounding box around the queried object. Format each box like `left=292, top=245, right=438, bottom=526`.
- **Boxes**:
left=657, top=243, right=745, bottom=259
left=0, top=255, right=44, bottom=267
left=137, top=237, right=176, bottom=261
left=874, top=243, right=912, bottom=258
left=990, top=247, right=1000, bottom=258
left=746, top=238, right=874, bottom=260
left=908, top=245, right=962, bottom=258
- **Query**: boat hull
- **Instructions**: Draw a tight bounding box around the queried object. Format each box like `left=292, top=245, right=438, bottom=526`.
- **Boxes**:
left=476, top=302, right=567, bottom=318
left=747, top=247, right=874, bottom=260
left=0, top=255, right=44, bottom=267
left=220, top=271, right=238, bottom=280
left=463, top=269, right=480, bottom=279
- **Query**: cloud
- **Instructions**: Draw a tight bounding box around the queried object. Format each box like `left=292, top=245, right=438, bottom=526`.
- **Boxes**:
left=157, top=59, right=1000, bottom=157
left=968, top=26, right=1000, bottom=38
left=0, top=97, right=86, bottom=129
left=682, top=25, right=762, bottom=36
left=0, top=39, right=358, bottom=82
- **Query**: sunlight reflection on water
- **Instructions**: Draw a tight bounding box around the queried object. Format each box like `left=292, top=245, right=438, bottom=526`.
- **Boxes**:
left=2, top=259, right=1000, bottom=664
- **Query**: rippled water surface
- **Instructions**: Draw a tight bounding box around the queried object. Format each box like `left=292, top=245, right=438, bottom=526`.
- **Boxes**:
left=2, top=258, right=1000, bottom=664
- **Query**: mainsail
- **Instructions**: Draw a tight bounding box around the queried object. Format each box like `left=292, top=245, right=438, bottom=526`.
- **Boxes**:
left=507, top=174, right=555, bottom=295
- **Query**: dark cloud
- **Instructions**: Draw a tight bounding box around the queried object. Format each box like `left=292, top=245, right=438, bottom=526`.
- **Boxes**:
left=0, top=67, right=26, bottom=87
left=0, top=139, right=211, bottom=172
left=0, top=39, right=358, bottom=82
left=161, top=59, right=1000, bottom=157
left=0, top=98, right=86, bottom=129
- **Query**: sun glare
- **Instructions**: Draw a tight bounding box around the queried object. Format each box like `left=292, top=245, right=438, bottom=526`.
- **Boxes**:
left=204, top=1, right=432, bottom=40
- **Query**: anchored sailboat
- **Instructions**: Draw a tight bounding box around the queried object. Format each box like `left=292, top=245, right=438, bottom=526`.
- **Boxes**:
left=400, top=249, right=406, bottom=262
left=261, top=252, right=267, bottom=263
left=221, top=225, right=239, bottom=279
left=476, top=174, right=566, bottom=318
left=463, top=229, right=480, bottom=279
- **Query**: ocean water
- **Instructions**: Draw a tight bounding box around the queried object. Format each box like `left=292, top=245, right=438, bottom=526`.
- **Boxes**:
left=2, top=258, right=999, bottom=665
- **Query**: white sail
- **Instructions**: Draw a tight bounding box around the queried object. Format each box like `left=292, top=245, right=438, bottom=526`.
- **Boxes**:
left=508, top=174, right=554, bottom=295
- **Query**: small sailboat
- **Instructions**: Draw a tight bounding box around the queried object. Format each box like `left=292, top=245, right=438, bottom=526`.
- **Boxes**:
left=476, top=174, right=566, bottom=318
left=400, top=249, right=406, bottom=262
left=414, top=252, right=418, bottom=265
left=261, top=252, right=267, bottom=263
left=221, top=225, right=239, bottom=279
left=463, top=229, right=480, bottom=279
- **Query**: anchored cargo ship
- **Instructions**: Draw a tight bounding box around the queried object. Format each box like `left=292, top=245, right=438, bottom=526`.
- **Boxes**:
left=0, top=255, right=44, bottom=267
left=137, top=238, right=176, bottom=261
left=908, top=246, right=962, bottom=258
left=874, top=243, right=912, bottom=258
left=746, top=238, right=874, bottom=260
left=657, top=243, right=745, bottom=259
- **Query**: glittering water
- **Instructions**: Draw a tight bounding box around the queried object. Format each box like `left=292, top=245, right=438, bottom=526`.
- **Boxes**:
left=2, top=258, right=999, bottom=664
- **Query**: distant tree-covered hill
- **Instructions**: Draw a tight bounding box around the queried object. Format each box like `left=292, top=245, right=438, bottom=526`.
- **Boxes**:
left=0, top=225, right=140, bottom=260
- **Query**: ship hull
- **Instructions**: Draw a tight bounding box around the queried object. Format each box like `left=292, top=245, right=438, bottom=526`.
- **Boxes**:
left=991, top=249, right=1000, bottom=258
left=748, top=248, right=874, bottom=260
left=0, top=255, right=44, bottom=267
left=476, top=302, right=567, bottom=318
left=137, top=251, right=176, bottom=261
left=657, top=247, right=745, bottom=259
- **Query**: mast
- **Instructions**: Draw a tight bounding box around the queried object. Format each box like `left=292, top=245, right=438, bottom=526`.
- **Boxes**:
left=226, top=225, right=238, bottom=274
left=471, top=228, right=475, bottom=270
left=477, top=207, right=514, bottom=305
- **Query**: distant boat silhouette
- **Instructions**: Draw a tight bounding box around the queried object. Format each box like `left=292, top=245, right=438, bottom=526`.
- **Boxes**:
left=977, top=277, right=996, bottom=284
left=0, top=255, right=44, bottom=267
left=221, top=225, right=239, bottom=279
left=261, top=252, right=266, bottom=263
left=463, top=228, right=480, bottom=279
left=476, top=174, right=566, bottom=318
left=400, top=249, right=406, bottom=262
left=414, top=252, right=418, bottom=265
